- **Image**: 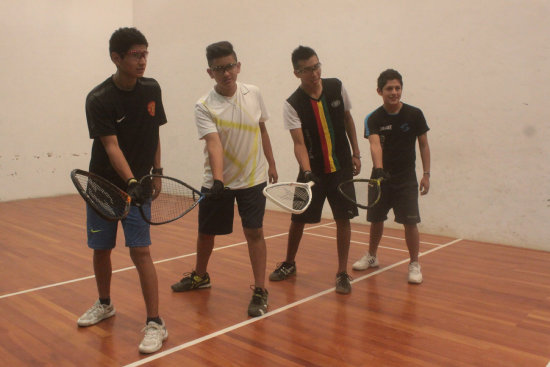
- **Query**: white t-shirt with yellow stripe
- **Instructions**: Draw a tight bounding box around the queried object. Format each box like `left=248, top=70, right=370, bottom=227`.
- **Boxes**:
left=195, top=82, right=269, bottom=189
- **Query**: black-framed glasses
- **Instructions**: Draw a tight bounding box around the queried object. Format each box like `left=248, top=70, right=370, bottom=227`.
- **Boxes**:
left=296, top=62, right=322, bottom=74
left=211, top=62, right=238, bottom=73
left=126, top=50, right=149, bottom=61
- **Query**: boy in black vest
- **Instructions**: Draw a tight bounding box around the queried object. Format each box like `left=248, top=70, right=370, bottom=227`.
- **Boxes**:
left=269, top=46, right=362, bottom=294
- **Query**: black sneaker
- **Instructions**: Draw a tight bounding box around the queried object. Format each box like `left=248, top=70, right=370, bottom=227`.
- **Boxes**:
left=268, top=261, right=296, bottom=281
left=171, top=271, right=211, bottom=292
left=335, top=272, right=352, bottom=294
left=248, top=287, right=268, bottom=317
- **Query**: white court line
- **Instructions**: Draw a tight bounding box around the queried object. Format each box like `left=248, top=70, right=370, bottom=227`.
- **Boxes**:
left=0, top=222, right=335, bottom=300
left=123, top=236, right=463, bottom=367
left=0, top=275, right=97, bottom=300
left=327, top=225, right=444, bottom=246
left=304, top=231, right=410, bottom=253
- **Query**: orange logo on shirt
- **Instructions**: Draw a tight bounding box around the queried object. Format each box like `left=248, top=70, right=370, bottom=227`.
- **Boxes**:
left=147, top=101, right=156, bottom=117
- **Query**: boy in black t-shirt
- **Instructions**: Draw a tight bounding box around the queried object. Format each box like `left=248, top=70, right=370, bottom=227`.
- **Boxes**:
left=78, top=27, right=168, bottom=354
left=352, top=69, right=431, bottom=284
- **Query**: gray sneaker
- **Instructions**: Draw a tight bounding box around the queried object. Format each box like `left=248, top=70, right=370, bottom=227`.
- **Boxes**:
left=139, top=318, right=168, bottom=354
left=269, top=261, right=296, bottom=281
left=335, top=272, right=352, bottom=294
left=77, top=300, right=116, bottom=327
left=171, top=271, right=211, bottom=292
left=248, top=287, right=268, bottom=317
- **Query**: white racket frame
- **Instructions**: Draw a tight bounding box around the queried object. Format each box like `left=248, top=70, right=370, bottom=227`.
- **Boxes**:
left=262, top=181, right=315, bottom=214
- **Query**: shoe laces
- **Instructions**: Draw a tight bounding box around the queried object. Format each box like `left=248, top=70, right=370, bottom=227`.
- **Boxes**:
left=409, top=262, right=420, bottom=272
left=179, top=271, right=193, bottom=281
left=141, top=322, right=163, bottom=341
left=88, top=302, right=107, bottom=317
left=336, top=272, right=352, bottom=284
left=249, top=286, right=267, bottom=304
left=180, top=271, right=206, bottom=282
left=275, top=262, right=294, bottom=274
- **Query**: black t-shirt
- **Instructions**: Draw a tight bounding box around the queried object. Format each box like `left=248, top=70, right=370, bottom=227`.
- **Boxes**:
left=365, top=103, right=429, bottom=177
left=85, top=76, right=167, bottom=189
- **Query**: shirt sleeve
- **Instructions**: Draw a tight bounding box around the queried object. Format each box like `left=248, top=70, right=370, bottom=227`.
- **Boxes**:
left=283, top=101, right=302, bottom=130
left=195, top=101, right=218, bottom=139
left=257, top=89, right=270, bottom=123
left=154, top=84, right=168, bottom=126
left=415, top=108, right=430, bottom=136
left=85, top=93, right=116, bottom=139
left=364, top=111, right=377, bottom=138
left=341, top=83, right=352, bottom=111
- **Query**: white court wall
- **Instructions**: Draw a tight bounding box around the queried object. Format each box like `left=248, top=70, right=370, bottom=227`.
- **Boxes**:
left=0, top=0, right=133, bottom=199
left=0, top=0, right=549, bottom=250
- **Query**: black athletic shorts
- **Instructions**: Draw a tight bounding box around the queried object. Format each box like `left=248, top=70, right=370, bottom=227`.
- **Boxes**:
left=199, top=182, right=267, bottom=235
left=367, top=176, right=420, bottom=225
left=291, top=167, right=358, bottom=223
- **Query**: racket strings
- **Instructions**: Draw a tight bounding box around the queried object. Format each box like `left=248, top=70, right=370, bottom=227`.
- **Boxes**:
left=266, top=185, right=310, bottom=211
left=146, top=177, right=201, bottom=224
left=76, top=174, right=129, bottom=218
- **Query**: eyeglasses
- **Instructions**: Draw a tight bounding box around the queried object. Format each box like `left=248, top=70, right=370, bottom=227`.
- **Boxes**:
left=211, top=63, right=238, bottom=74
left=125, top=50, right=149, bottom=61
left=296, top=62, right=322, bottom=74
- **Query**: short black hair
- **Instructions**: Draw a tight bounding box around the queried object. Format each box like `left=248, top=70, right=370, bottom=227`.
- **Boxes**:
left=291, top=46, right=317, bottom=69
left=377, top=69, right=403, bottom=90
left=109, top=27, right=148, bottom=56
left=206, top=41, right=237, bottom=66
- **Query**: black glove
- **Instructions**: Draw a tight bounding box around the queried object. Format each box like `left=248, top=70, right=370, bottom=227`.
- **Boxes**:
left=210, top=179, right=225, bottom=200
left=127, top=178, right=145, bottom=206
left=303, top=170, right=319, bottom=185
left=371, top=168, right=391, bottom=182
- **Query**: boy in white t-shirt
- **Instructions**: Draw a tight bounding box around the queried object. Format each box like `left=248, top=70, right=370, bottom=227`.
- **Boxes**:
left=171, top=41, right=278, bottom=317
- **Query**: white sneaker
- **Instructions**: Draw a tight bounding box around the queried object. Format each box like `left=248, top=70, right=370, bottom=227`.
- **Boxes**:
left=139, top=319, right=168, bottom=354
left=408, top=262, right=423, bottom=284
left=77, top=300, right=116, bottom=327
left=352, top=253, right=379, bottom=271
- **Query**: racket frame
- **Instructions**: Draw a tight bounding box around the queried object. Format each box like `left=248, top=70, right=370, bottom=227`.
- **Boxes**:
left=262, top=181, right=315, bottom=214
left=138, top=174, right=205, bottom=225
left=71, top=169, right=205, bottom=225
left=70, top=169, right=131, bottom=221
left=337, top=178, right=383, bottom=210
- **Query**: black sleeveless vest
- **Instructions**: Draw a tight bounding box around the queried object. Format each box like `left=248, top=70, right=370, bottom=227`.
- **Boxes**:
left=286, top=78, right=352, bottom=174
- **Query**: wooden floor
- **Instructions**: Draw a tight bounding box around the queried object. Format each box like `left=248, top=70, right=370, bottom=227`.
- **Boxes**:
left=1, top=195, right=550, bottom=367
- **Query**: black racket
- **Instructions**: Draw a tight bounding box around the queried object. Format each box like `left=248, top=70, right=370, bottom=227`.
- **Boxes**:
left=337, top=178, right=383, bottom=209
left=70, top=169, right=131, bottom=221
left=70, top=169, right=205, bottom=225
left=138, top=174, right=204, bottom=225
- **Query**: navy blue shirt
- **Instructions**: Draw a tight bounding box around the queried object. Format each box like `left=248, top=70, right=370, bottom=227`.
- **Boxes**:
left=365, top=103, right=429, bottom=177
